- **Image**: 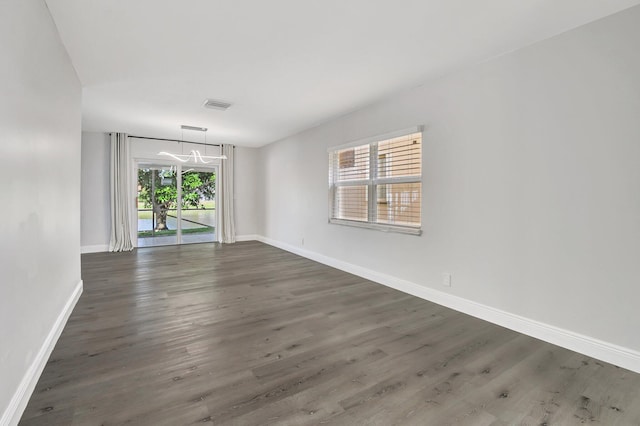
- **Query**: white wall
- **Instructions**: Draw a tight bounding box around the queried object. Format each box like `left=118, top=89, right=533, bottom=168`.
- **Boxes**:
left=0, top=0, right=82, bottom=423
left=259, top=6, right=640, bottom=357
left=79, top=134, right=259, bottom=249
left=81, top=132, right=110, bottom=251
left=235, top=146, right=259, bottom=238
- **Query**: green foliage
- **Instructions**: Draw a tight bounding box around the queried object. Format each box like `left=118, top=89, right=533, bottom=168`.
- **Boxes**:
left=196, top=172, right=216, bottom=202
left=137, top=169, right=154, bottom=209
left=155, top=183, right=177, bottom=204
left=138, top=168, right=216, bottom=210
left=182, top=173, right=202, bottom=208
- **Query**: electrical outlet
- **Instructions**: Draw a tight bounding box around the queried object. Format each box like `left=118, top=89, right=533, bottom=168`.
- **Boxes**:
left=301, top=237, right=305, bottom=246
left=442, top=273, right=452, bottom=287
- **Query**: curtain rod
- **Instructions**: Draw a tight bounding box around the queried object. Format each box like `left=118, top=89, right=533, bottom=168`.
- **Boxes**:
left=109, top=133, right=236, bottom=148
left=127, top=135, right=221, bottom=147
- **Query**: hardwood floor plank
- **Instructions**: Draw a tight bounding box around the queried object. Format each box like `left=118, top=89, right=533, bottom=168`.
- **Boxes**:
left=18, top=241, right=640, bottom=425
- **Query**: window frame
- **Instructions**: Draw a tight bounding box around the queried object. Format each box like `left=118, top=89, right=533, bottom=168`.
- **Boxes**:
left=328, top=126, right=423, bottom=236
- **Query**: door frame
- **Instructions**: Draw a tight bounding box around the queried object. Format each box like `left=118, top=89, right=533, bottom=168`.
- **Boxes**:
left=132, top=158, right=220, bottom=247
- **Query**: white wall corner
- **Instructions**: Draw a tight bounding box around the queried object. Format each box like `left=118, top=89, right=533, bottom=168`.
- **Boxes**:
left=235, top=234, right=260, bottom=242
left=255, top=235, right=640, bottom=374
left=81, top=245, right=109, bottom=254
left=1, top=280, right=83, bottom=426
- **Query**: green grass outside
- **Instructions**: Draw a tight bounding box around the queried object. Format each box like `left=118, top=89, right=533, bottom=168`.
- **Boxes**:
left=138, top=210, right=153, bottom=220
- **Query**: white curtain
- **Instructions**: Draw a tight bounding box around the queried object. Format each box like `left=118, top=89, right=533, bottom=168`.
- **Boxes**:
left=219, top=144, right=236, bottom=243
left=109, top=133, right=134, bottom=252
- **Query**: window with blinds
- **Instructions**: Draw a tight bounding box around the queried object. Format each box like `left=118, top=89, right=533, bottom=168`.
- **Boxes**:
left=328, top=128, right=422, bottom=235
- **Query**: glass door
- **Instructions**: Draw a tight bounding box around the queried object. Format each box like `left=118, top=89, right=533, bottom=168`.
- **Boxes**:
left=137, top=163, right=217, bottom=247
left=179, top=167, right=217, bottom=244
left=137, top=164, right=179, bottom=247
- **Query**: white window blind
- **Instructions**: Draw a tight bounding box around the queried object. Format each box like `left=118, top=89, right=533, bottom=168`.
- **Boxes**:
left=329, top=129, right=422, bottom=234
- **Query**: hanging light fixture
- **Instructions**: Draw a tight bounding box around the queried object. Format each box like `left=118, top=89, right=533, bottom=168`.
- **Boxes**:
left=158, top=150, right=224, bottom=163
left=158, top=125, right=227, bottom=163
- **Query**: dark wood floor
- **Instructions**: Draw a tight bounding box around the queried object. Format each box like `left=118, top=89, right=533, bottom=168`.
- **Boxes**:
left=19, top=241, right=640, bottom=425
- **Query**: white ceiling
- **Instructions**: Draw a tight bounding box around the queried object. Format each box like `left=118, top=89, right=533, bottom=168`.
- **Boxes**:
left=46, top=0, right=640, bottom=147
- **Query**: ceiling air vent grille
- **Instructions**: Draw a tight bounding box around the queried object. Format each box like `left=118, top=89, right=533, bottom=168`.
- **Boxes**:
left=203, top=99, right=232, bottom=111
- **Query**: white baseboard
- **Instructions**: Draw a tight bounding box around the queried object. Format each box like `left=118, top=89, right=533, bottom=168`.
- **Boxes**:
left=1, top=280, right=83, bottom=426
left=235, top=234, right=259, bottom=242
left=81, top=244, right=109, bottom=254
left=256, top=235, right=640, bottom=374
left=87, top=237, right=258, bottom=249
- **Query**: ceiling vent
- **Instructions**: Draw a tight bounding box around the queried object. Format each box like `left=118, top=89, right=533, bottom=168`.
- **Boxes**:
left=203, top=99, right=232, bottom=111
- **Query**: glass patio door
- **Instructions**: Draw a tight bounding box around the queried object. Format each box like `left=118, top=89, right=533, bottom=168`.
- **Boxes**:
left=137, top=164, right=179, bottom=247
left=178, top=166, right=216, bottom=244
left=136, top=164, right=217, bottom=247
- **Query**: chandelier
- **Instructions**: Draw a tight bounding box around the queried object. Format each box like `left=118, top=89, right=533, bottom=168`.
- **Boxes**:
left=157, top=125, right=226, bottom=163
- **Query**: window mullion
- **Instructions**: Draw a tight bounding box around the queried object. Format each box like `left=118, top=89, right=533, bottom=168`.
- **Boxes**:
left=369, top=142, right=378, bottom=224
